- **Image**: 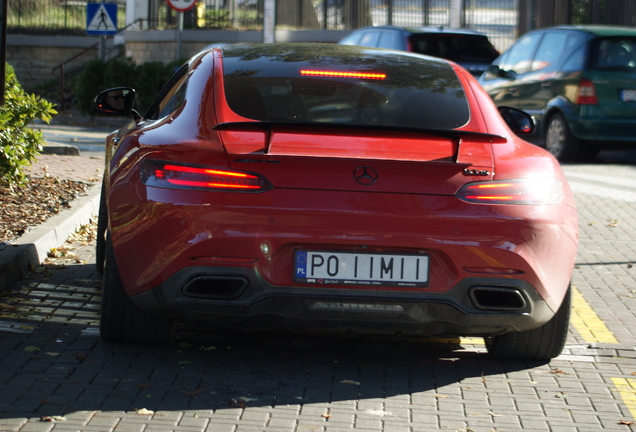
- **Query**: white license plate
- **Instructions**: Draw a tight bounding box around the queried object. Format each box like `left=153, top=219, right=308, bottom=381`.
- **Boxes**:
left=620, top=89, right=636, bottom=102
left=294, top=251, right=429, bottom=287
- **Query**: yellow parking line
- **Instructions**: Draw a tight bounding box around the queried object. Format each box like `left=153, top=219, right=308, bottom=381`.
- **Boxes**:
left=611, top=378, right=636, bottom=420
left=570, top=286, right=618, bottom=344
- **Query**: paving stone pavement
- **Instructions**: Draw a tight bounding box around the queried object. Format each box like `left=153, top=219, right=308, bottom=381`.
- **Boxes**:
left=0, top=143, right=636, bottom=431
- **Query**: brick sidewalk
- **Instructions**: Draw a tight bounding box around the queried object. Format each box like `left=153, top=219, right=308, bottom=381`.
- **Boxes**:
left=24, top=154, right=105, bottom=183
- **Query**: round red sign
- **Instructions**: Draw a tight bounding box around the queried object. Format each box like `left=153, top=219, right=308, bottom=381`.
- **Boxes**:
left=167, top=0, right=196, bottom=12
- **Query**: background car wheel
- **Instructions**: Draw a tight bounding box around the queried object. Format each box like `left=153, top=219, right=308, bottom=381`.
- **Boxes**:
left=95, top=182, right=107, bottom=274
left=545, top=113, right=579, bottom=162
left=485, top=285, right=571, bottom=360
left=100, top=236, right=174, bottom=344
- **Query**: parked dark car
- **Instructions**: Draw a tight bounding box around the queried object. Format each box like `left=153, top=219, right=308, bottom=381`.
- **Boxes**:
left=478, top=25, right=636, bottom=161
left=338, top=26, right=499, bottom=77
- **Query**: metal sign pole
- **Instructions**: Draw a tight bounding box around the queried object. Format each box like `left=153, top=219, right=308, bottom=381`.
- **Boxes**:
left=177, top=11, right=183, bottom=61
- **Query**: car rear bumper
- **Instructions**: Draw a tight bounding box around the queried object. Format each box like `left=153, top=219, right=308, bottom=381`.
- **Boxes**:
left=131, top=266, right=556, bottom=337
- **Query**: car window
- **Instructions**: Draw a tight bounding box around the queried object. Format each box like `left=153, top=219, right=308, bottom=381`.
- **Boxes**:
left=339, top=33, right=363, bottom=46
left=531, top=32, right=568, bottom=71
left=499, top=33, right=542, bottom=75
left=593, top=37, right=636, bottom=71
left=358, top=31, right=380, bottom=47
left=146, top=66, right=189, bottom=120
left=377, top=32, right=396, bottom=49
left=222, top=44, right=470, bottom=130
left=560, top=45, right=586, bottom=73
left=411, top=34, right=498, bottom=63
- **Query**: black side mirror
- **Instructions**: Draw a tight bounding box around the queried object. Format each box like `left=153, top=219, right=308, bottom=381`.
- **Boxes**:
left=488, top=64, right=514, bottom=79
left=498, top=106, right=534, bottom=135
left=94, top=87, right=139, bottom=118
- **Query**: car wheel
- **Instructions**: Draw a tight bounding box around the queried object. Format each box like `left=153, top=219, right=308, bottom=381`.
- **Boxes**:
left=95, top=181, right=107, bottom=274
left=545, top=113, right=579, bottom=162
left=100, top=236, right=174, bottom=344
left=485, top=285, right=571, bottom=360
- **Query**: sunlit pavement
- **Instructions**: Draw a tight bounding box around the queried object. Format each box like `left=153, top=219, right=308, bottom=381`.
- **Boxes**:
left=0, top=140, right=635, bottom=431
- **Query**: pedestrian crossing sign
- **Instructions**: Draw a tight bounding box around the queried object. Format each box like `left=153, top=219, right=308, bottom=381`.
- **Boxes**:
left=86, top=3, right=118, bottom=35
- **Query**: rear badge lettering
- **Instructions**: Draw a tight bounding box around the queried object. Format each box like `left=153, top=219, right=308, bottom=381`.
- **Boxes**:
left=463, top=168, right=490, bottom=176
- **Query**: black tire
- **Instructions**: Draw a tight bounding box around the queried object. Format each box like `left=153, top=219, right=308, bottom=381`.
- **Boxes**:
left=486, top=286, right=571, bottom=360
left=100, top=237, right=174, bottom=344
left=95, top=182, right=107, bottom=274
left=545, top=113, right=579, bottom=162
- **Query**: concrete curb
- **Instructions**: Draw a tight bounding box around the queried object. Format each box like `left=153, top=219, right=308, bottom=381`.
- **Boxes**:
left=0, top=182, right=102, bottom=292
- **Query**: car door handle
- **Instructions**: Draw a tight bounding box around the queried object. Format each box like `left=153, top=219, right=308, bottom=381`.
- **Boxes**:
left=541, top=82, right=551, bottom=89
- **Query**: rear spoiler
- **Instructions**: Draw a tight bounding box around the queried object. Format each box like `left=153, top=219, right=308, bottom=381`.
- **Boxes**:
left=214, top=121, right=506, bottom=163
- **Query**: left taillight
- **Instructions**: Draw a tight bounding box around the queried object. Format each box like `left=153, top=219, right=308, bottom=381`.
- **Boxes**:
left=575, top=78, right=597, bottom=105
left=456, top=178, right=562, bottom=205
left=140, top=160, right=273, bottom=192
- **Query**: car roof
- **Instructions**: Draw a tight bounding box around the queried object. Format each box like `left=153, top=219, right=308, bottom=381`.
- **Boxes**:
left=540, top=25, right=636, bottom=38
left=351, top=25, right=489, bottom=37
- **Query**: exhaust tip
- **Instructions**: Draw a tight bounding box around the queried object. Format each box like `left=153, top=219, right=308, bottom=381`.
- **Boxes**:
left=183, top=276, right=248, bottom=300
left=469, top=286, right=527, bottom=311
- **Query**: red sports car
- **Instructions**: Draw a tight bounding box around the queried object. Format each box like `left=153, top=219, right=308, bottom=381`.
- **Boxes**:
left=94, top=44, right=578, bottom=359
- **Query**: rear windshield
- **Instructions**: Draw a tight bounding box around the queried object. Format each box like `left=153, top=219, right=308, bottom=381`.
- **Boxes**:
left=591, top=37, right=636, bottom=71
left=221, top=44, right=470, bottom=130
left=410, top=34, right=499, bottom=63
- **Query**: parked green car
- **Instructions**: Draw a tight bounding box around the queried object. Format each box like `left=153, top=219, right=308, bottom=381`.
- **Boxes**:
left=479, top=25, right=636, bottom=161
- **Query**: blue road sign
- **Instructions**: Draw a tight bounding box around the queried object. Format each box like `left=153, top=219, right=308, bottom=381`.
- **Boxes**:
left=86, top=3, right=117, bottom=36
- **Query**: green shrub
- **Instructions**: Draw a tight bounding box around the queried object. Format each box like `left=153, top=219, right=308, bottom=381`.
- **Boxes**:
left=0, top=64, right=57, bottom=187
left=75, top=58, right=187, bottom=116
left=74, top=59, right=107, bottom=114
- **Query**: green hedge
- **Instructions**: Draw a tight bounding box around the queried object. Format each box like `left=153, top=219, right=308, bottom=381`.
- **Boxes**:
left=75, top=58, right=185, bottom=116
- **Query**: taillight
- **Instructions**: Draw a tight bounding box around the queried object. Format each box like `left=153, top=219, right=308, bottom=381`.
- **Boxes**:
left=140, top=160, right=273, bottom=192
left=575, top=78, right=597, bottom=105
left=456, top=178, right=562, bottom=205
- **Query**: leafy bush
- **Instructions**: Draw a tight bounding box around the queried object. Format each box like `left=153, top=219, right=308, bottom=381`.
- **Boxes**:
left=0, top=64, right=57, bottom=187
left=75, top=59, right=107, bottom=114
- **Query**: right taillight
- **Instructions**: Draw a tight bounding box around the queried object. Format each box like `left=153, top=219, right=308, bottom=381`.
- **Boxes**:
left=456, top=178, right=562, bottom=205
left=575, top=78, right=598, bottom=105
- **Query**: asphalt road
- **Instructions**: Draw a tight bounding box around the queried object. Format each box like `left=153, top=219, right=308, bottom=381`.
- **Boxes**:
left=0, top=130, right=635, bottom=431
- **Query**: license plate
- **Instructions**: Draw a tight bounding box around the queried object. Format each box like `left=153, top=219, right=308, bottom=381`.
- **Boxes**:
left=620, top=89, right=636, bottom=102
left=294, top=251, right=429, bottom=287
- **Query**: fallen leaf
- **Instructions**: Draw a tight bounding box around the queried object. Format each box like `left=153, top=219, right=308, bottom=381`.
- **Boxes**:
left=321, top=414, right=331, bottom=418
left=630, top=372, right=636, bottom=376
left=549, top=368, right=569, bottom=375
left=178, top=360, right=193, bottom=365
left=138, top=384, right=150, bottom=389
left=587, top=221, right=595, bottom=226
left=555, top=392, right=567, bottom=398
left=607, top=219, right=619, bottom=227
left=618, top=420, right=634, bottom=425
left=45, top=352, right=60, bottom=356
left=340, top=380, right=360, bottom=385
left=0, top=303, right=16, bottom=310
left=486, top=411, right=503, bottom=417
left=40, top=416, right=67, bottom=422
left=24, top=346, right=41, bottom=352
left=136, top=408, right=154, bottom=415
left=228, top=398, right=245, bottom=408
left=434, top=395, right=449, bottom=398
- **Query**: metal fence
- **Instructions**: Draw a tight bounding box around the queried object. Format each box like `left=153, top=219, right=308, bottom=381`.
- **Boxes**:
left=7, top=0, right=635, bottom=50
left=8, top=0, right=126, bottom=35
